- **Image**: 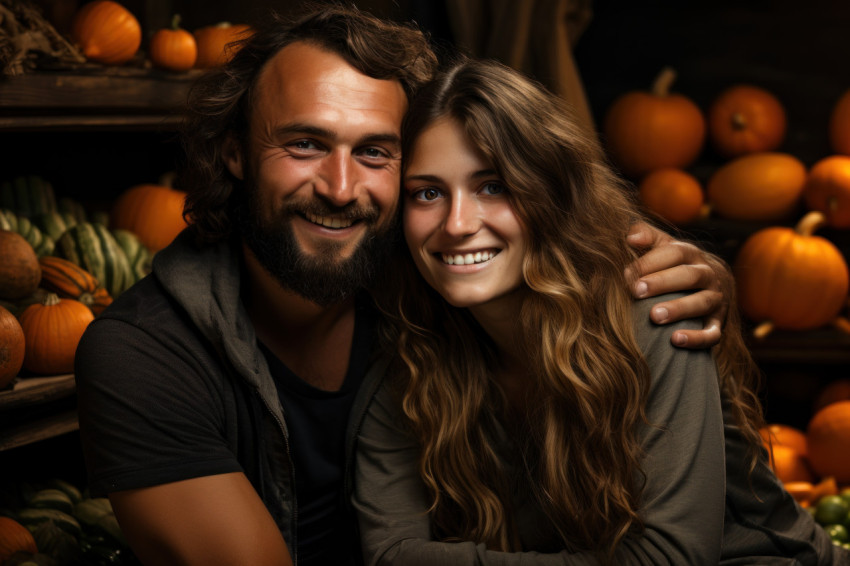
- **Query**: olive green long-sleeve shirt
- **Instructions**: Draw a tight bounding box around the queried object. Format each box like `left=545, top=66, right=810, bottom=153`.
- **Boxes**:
left=354, top=295, right=844, bottom=565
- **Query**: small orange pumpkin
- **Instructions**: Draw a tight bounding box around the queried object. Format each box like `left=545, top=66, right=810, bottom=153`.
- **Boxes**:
left=150, top=14, right=197, bottom=72
left=193, top=22, right=253, bottom=69
left=829, top=89, right=850, bottom=156
left=802, top=155, right=850, bottom=229
left=110, top=183, right=188, bottom=254
left=70, top=0, right=141, bottom=65
left=638, top=168, right=705, bottom=225
left=733, top=211, right=850, bottom=337
left=706, top=152, right=806, bottom=222
left=603, top=67, right=705, bottom=179
left=0, top=516, right=38, bottom=562
left=708, top=84, right=786, bottom=158
left=19, top=292, right=94, bottom=375
left=0, top=304, right=25, bottom=389
left=807, top=400, right=850, bottom=485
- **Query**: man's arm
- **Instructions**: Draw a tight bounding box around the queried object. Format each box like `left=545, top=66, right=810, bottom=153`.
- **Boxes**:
left=110, top=472, right=293, bottom=566
left=625, top=221, right=732, bottom=350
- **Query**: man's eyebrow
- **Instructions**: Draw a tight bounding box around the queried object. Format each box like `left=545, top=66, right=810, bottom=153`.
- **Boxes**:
left=274, top=123, right=401, bottom=146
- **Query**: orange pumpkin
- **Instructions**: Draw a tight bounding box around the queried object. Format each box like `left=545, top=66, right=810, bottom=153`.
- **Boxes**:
left=38, top=255, right=113, bottom=315
left=0, top=230, right=41, bottom=300
left=829, top=89, right=850, bottom=156
left=706, top=152, right=806, bottom=222
left=70, top=0, right=141, bottom=65
left=603, top=67, right=705, bottom=179
left=0, top=304, right=25, bottom=389
left=759, top=423, right=808, bottom=456
left=807, top=400, right=850, bottom=484
left=802, top=155, right=850, bottom=229
left=0, top=517, right=38, bottom=562
left=708, top=84, right=786, bottom=158
left=764, top=444, right=814, bottom=483
left=637, top=168, right=705, bottom=225
left=19, top=292, right=94, bottom=375
left=193, top=22, right=252, bottom=69
left=733, top=211, right=849, bottom=337
left=110, top=183, right=188, bottom=254
left=150, top=14, right=197, bottom=72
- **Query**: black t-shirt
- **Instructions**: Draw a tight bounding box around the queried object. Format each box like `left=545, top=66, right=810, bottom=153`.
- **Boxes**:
left=259, top=296, right=377, bottom=566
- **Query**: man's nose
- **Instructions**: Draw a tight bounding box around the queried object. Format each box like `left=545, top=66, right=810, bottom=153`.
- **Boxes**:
left=315, top=151, right=360, bottom=206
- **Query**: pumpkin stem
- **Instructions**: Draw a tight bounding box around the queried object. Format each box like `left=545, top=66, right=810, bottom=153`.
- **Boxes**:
left=832, top=316, right=850, bottom=335
left=698, top=203, right=712, bottom=220
left=795, top=210, right=827, bottom=237
left=43, top=292, right=61, bottom=307
left=171, top=14, right=182, bottom=30
left=652, top=67, right=677, bottom=97
left=731, top=112, right=748, bottom=131
left=753, top=320, right=774, bottom=340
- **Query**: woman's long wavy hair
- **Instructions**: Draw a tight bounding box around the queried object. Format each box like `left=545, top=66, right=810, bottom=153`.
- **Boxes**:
left=178, top=2, right=438, bottom=244
left=375, top=58, right=765, bottom=560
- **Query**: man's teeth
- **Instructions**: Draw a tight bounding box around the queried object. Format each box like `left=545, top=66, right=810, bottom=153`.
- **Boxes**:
left=441, top=251, right=497, bottom=265
left=306, top=212, right=353, bottom=229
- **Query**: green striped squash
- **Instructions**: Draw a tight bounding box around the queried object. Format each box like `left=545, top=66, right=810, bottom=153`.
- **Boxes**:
left=54, top=222, right=134, bottom=297
left=0, top=208, right=54, bottom=256
left=32, top=210, right=81, bottom=241
left=0, top=175, right=57, bottom=218
left=57, top=196, right=88, bottom=224
left=111, top=228, right=152, bottom=283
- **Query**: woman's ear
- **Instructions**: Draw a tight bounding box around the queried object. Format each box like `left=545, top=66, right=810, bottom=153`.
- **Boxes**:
left=222, top=135, right=244, bottom=180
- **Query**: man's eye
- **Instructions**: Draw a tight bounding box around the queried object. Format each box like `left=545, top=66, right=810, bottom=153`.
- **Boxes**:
left=362, top=147, right=389, bottom=158
left=293, top=140, right=318, bottom=150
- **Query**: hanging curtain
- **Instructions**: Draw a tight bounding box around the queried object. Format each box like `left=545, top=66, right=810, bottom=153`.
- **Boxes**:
left=444, top=0, right=596, bottom=134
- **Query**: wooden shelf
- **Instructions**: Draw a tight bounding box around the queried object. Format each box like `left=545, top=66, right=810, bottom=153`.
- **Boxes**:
left=0, top=375, right=78, bottom=451
left=0, top=68, right=199, bottom=131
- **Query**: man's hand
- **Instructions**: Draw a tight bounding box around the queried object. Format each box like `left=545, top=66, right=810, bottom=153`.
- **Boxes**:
left=626, top=221, right=732, bottom=349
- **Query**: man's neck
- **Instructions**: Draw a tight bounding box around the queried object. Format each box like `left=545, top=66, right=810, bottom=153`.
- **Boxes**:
left=242, top=246, right=357, bottom=392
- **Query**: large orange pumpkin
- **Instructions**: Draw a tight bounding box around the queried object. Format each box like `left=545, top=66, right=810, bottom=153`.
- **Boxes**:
left=802, top=155, right=850, bottom=229
left=0, top=304, right=25, bottom=389
left=70, top=0, right=141, bottom=65
left=19, top=293, right=94, bottom=375
left=0, top=517, right=38, bottom=562
left=829, top=89, right=850, bottom=156
left=110, top=183, right=188, bottom=254
left=603, top=67, right=706, bottom=179
left=149, top=14, right=197, bottom=72
left=0, top=230, right=41, bottom=300
left=637, top=168, right=705, bottom=225
left=706, top=152, right=806, bottom=222
left=708, top=84, right=786, bottom=158
left=733, top=211, right=849, bottom=337
left=807, top=400, right=850, bottom=484
left=193, top=22, right=253, bottom=69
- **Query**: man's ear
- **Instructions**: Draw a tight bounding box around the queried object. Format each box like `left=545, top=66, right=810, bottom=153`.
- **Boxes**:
left=222, top=134, right=244, bottom=180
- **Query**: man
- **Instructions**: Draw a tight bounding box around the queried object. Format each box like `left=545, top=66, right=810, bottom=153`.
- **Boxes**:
left=75, top=5, right=729, bottom=565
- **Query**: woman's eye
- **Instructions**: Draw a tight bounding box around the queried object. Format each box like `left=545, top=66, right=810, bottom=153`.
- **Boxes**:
left=412, top=187, right=441, bottom=201
left=482, top=182, right=506, bottom=195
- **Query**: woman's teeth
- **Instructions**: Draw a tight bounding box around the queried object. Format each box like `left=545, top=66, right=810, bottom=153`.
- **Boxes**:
left=441, top=251, right=497, bottom=265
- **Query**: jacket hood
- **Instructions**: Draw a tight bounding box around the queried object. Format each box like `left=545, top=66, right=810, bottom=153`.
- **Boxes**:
left=151, top=230, right=267, bottom=389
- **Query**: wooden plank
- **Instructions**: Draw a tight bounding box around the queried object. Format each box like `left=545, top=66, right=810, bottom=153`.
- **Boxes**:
left=0, top=70, right=200, bottom=111
left=0, top=409, right=79, bottom=451
left=0, top=114, right=183, bottom=131
left=0, top=374, right=76, bottom=411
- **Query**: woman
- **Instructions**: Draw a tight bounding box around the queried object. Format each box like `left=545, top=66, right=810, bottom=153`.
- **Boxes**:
left=353, top=58, right=845, bottom=565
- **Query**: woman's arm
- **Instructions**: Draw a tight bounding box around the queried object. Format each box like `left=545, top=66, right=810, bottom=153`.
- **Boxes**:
left=354, top=303, right=726, bottom=565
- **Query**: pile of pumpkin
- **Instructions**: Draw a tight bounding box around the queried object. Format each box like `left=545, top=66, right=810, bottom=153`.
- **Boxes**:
left=603, top=67, right=850, bottom=339
left=760, top=380, right=850, bottom=549
left=67, top=0, right=252, bottom=71
left=0, top=175, right=187, bottom=385
left=0, top=478, right=134, bottom=565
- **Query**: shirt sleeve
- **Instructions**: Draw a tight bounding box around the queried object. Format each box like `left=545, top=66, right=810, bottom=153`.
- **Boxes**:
left=75, top=316, right=243, bottom=496
left=353, top=297, right=726, bottom=565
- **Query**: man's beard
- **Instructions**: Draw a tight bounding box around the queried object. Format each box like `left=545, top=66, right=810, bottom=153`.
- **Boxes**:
left=235, top=180, right=396, bottom=307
